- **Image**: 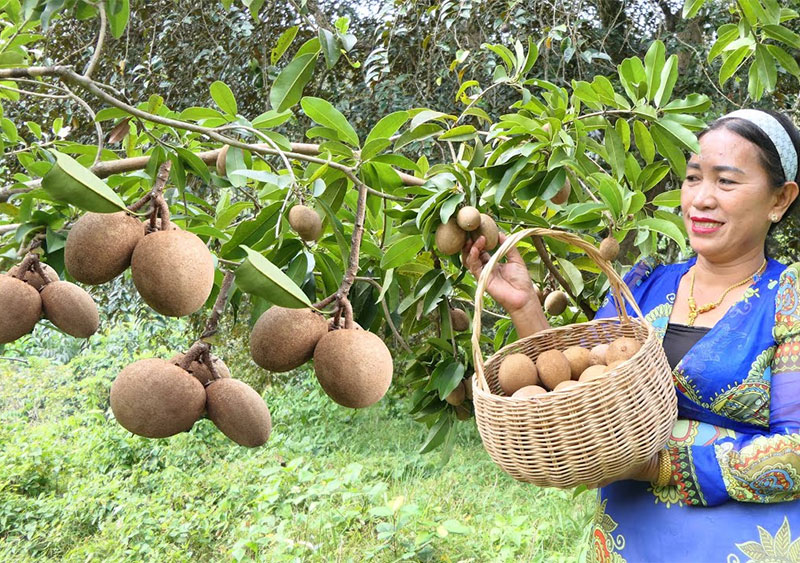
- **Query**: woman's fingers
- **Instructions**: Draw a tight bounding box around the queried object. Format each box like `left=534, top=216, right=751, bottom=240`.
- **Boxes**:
left=497, top=232, right=525, bottom=265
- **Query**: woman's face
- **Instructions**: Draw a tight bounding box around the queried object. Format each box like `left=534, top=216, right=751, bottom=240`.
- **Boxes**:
left=681, top=127, right=779, bottom=264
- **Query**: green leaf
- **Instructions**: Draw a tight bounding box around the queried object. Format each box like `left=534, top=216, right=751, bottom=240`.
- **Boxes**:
left=738, top=0, right=760, bottom=26
left=271, top=26, right=298, bottom=65
left=419, top=414, right=452, bottom=454
left=754, top=44, right=777, bottom=92
left=270, top=52, right=317, bottom=112
left=210, top=81, right=237, bottom=115
left=605, top=126, right=626, bottom=180
left=235, top=246, right=312, bottom=308
left=319, top=28, right=341, bottom=68
left=766, top=44, right=800, bottom=76
left=633, top=121, right=655, bottom=164
left=638, top=162, right=672, bottom=192
left=41, top=151, right=127, bottom=213
left=438, top=124, right=477, bottom=142
left=301, top=97, right=359, bottom=147
left=442, top=519, right=471, bottom=535
left=683, top=0, right=706, bottom=18
left=381, top=235, right=425, bottom=269
left=662, top=93, right=711, bottom=114
left=708, top=24, right=740, bottom=62
left=107, top=0, right=129, bottom=39
left=394, top=123, right=443, bottom=151
left=638, top=217, right=687, bottom=252
left=436, top=361, right=466, bottom=400
left=654, top=54, right=678, bottom=107
left=719, top=45, right=751, bottom=86
left=588, top=173, right=624, bottom=219
left=252, top=109, right=293, bottom=129
left=644, top=40, right=666, bottom=102
left=656, top=116, right=700, bottom=153
left=651, top=189, right=681, bottom=207
left=556, top=257, right=584, bottom=295
left=483, top=43, right=515, bottom=72
left=365, top=111, right=409, bottom=147
left=651, top=125, right=687, bottom=178
left=748, top=57, right=765, bottom=100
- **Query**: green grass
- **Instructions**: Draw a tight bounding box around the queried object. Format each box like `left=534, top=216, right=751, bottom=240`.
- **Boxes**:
left=0, top=325, right=596, bottom=562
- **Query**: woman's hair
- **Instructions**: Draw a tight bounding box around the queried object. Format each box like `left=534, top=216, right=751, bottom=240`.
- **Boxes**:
left=698, top=109, right=800, bottom=229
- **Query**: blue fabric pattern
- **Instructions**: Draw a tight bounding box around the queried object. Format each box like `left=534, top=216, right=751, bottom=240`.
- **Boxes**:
left=588, top=258, right=800, bottom=562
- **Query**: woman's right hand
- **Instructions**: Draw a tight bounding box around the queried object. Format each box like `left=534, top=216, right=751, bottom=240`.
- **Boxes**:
left=462, top=232, right=539, bottom=314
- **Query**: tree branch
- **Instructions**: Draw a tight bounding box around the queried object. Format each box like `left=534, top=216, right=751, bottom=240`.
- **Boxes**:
left=201, top=270, right=235, bottom=339
left=83, top=1, right=107, bottom=79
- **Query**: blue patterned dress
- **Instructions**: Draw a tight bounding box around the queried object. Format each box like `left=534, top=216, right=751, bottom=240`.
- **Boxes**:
left=590, top=257, right=800, bottom=562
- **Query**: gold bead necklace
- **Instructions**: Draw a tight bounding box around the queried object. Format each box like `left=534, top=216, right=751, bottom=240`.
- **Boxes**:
left=686, top=258, right=767, bottom=327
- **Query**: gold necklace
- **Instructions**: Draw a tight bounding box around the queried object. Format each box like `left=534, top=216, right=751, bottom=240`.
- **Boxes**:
left=686, top=259, right=767, bottom=326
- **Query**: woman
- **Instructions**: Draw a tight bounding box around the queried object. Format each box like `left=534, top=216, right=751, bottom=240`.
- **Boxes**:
left=463, top=109, right=800, bottom=561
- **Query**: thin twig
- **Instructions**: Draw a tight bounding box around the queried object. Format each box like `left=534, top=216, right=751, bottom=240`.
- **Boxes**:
left=531, top=235, right=595, bottom=320
left=83, top=1, right=107, bottom=79
left=62, top=83, right=104, bottom=167
left=355, top=276, right=413, bottom=353
left=201, top=270, right=235, bottom=339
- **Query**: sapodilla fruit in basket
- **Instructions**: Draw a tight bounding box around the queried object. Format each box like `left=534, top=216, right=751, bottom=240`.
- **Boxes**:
left=110, top=358, right=206, bottom=438
left=314, top=329, right=393, bottom=408
left=130, top=229, right=214, bottom=317
left=563, top=346, right=592, bottom=380
left=250, top=307, right=328, bottom=372
left=512, top=384, right=547, bottom=398
left=590, top=343, right=609, bottom=365
left=0, top=274, right=42, bottom=344
left=579, top=364, right=607, bottom=382
left=498, top=353, right=539, bottom=395
left=205, top=378, right=272, bottom=447
left=554, top=379, right=581, bottom=391
left=64, top=211, right=143, bottom=285
left=606, top=337, right=642, bottom=363
left=536, top=349, right=571, bottom=390
left=8, top=262, right=59, bottom=290
left=435, top=218, right=466, bottom=255
left=40, top=281, right=100, bottom=338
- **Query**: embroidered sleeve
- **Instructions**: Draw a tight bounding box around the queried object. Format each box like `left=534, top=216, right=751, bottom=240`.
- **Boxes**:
left=669, top=262, right=800, bottom=506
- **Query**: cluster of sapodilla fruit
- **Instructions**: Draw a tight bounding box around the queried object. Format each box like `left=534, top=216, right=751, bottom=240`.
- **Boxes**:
left=0, top=258, right=99, bottom=343
left=497, top=337, right=642, bottom=398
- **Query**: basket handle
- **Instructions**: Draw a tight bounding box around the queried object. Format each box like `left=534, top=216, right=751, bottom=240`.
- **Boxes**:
left=470, top=227, right=644, bottom=392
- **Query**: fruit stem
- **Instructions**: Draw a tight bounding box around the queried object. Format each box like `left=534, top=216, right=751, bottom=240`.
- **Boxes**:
left=155, top=195, right=171, bottom=231
left=12, top=253, right=38, bottom=280
left=201, top=270, right=235, bottom=339
left=340, top=295, right=354, bottom=329
left=202, top=349, right=222, bottom=382
left=312, top=293, right=338, bottom=310
left=179, top=341, right=209, bottom=370
left=530, top=235, right=595, bottom=320
left=336, top=181, right=367, bottom=299
left=127, top=193, right=152, bottom=212
left=32, top=258, right=53, bottom=285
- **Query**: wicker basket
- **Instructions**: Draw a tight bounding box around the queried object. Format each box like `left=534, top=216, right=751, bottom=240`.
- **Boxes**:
left=470, top=228, right=677, bottom=488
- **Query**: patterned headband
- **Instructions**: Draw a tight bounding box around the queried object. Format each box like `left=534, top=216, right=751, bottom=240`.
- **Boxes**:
left=724, top=109, right=798, bottom=182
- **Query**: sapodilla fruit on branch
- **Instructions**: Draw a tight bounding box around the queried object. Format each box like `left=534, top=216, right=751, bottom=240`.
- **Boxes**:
left=435, top=218, right=466, bottom=255
left=313, top=329, right=393, bottom=408
left=456, top=206, right=481, bottom=231
left=110, top=358, right=206, bottom=438
left=170, top=353, right=230, bottom=385
left=0, top=274, right=42, bottom=343
left=288, top=205, right=323, bottom=242
left=8, top=262, right=59, bottom=290
left=250, top=307, right=328, bottom=372
left=449, top=308, right=469, bottom=332
left=64, top=212, right=144, bottom=285
left=471, top=214, right=499, bottom=251
left=130, top=229, right=215, bottom=317
left=544, top=291, right=568, bottom=315
left=551, top=178, right=571, bottom=205
left=205, top=378, right=272, bottom=447
left=40, top=281, right=100, bottom=338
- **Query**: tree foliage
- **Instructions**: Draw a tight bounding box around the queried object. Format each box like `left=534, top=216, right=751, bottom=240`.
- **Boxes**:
left=1, top=0, right=799, bottom=455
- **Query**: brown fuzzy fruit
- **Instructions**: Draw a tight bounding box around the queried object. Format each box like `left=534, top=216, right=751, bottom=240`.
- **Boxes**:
left=40, top=281, right=99, bottom=338
left=110, top=358, right=206, bottom=438
left=435, top=218, right=467, bottom=255
left=536, top=349, right=571, bottom=390
left=205, top=378, right=272, bottom=447
left=8, top=263, right=60, bottom=290
left=498, top=353, right=539, bottom=395
left=65, top=212, right=144, bottom=285
left=544, top=291, right=568, bottom=315
left=170, top=353, right=231, bottom=385
left=445, top=381, right=466, bottom=406
left=579, top=364, right=608, bottom=382
left=590, top=343, right=609, bottom=366
left=551, top=178, right=571, bottom=205
left=0, top=275, right=41, bottom=343
left=599, top=236, right=620, bottom=261
left=288, top=205, right=323, bottom=242
left=455, top=404, right=472, bottom=420
left=554, top=379, right=581, bottom=392
left=130, top=229, right=215, bottom=317
left=216, top=144, right=230, bottom=176
left=450, top=308, right=470, bottom=332
left=606, top=337, right=642, bottom=363
left=471, top=214, right=499, bottom=251
left=314, top=329, right=393, bottom=408
left=464, top=376, right=473, bottom=400
left=250, top=307, right=328, bottom=372
left=512, top=385, right=547, bottom=398
left=456, top=206, right=481, bottom=231
left=563, top=346, right=592, bottom=380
